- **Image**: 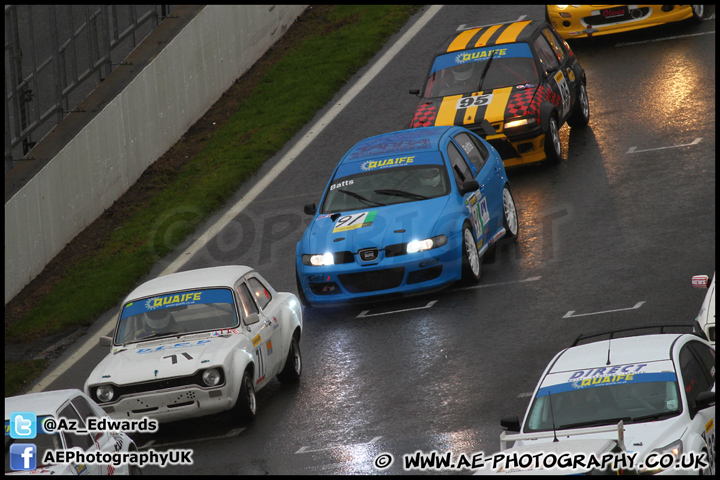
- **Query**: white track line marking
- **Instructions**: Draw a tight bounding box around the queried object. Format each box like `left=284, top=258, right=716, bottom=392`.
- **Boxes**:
left=139, top=427, right=245, bottom=449
left=563, top=301, right=646, bottom=319
left=627, top=137, right=701, bottom=154
left=28, top=6, right=445, bottom=394
left=457, top=276, right=542, bottom=291
left=615, top=30, right=714, bottom=47
left=357, top=301, right=437, bottom=318
left=458, top=15, right=527, bottom=31
left=296, top=436, right=382, bottom=454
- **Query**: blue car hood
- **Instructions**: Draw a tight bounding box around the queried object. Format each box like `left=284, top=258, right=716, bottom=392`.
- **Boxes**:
left=302, top=196, right=451, bottom=253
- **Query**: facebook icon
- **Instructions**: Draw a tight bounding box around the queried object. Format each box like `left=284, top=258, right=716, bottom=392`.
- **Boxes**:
left=10, top=443, right=37, bottom=471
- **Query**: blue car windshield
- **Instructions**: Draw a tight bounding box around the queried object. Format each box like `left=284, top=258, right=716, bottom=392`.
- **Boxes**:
left=321, top=165, right=450, bottom=214
left=425, top=43, right=538, bottom=97
left=114, top=288, right=238, bottom=345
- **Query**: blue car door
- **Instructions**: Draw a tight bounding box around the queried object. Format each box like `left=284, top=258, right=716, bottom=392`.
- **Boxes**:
left=451, top=132, right=503, bottom=242
left=446, top=140, right=488, bottom=250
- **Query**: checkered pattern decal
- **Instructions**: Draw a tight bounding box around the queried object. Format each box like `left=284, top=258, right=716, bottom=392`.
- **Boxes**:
left=506, top=85, right=561, bottom=121
left=410, top=102, right=438, bottom=128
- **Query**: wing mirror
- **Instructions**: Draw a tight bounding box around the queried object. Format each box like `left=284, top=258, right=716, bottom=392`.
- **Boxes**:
left=500, top=415, right=521, bottom=432
left=460, top=180, right=480, bottom=195
left=245, top=313, right=260, bottom=325
left=304, top=203, right=317, bottom=215
left=695, top=391, right=715, bottom=412
left=409, top=88, right=420, bottom=97
left=99, top=336, right=113, bottom=346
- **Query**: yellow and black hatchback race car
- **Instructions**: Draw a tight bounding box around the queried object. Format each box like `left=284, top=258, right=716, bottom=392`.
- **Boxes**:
left=409, top=20, right=589, bottom=166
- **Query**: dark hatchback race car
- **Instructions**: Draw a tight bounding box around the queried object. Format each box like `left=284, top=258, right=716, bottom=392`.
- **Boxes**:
left=409, top=20, right=589, bottom=167
left=296, top=126, right=519, bottom=307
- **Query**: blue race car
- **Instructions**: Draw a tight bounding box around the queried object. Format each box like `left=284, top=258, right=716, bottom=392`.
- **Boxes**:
left=296, top=126, right=519, bottom=306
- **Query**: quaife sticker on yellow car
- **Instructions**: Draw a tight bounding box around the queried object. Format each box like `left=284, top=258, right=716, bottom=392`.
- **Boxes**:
left=333, top=210, right=378, bottom=233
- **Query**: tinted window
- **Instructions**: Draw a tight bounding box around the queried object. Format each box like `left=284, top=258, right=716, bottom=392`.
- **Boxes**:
left=453, top=133, right=488, bottom=171
left=542, top=28, right=566, bottom=63
left=248, top=277, right=271, bottom=310
left=447, top=142, right=474, bottom=190
left=237, top=283, right=259, bottom=317
left=533, top=35, right=559, bottom=74
left=688, top=341, right=716, bottom=385
left=679, top=344, right=714, bottom=410
left=71, top=396, right=97, bottom=422
left=59, top=404, right=94, bottom=450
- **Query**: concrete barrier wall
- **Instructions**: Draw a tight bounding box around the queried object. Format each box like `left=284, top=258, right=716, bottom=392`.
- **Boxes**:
left=5, top=5, right=307, bottom=304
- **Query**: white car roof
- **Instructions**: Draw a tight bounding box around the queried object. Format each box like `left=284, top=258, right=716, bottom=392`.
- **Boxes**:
left=5, top=389, right=82, bottom=418
left=125, top=265, right=255, bottom=301
left=549, top=333, right=681, bottom=374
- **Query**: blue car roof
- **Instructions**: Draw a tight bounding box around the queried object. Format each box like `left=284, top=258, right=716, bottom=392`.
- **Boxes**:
left=341, top=127, right=455, bottom=165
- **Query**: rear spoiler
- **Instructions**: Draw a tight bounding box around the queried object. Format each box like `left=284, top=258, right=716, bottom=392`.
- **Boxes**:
left=499, top=420, right=625, bottom=451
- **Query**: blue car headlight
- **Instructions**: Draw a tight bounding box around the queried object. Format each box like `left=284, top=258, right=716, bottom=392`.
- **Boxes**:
left=406, top=235, right=447, bottom=254
left=302, top=253, right=335, bottom=266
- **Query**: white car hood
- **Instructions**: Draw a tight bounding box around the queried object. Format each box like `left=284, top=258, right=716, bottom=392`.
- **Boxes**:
left=517, top=416, right=687, bottom=460
left=88, top=333, right=238, bottom=385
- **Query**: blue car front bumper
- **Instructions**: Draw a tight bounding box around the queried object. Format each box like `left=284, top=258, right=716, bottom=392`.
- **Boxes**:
left=297, top=232, right=464, bottom=306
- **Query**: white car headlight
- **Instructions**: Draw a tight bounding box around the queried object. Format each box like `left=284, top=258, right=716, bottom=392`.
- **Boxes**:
left=96, top=385, right=114, bottom=403
left=406, top=235, right=447, bottom=254
left=639, top=439, right=683, bottom=474
left=302, top=252, right=335, bottom=266
left=202, top=368, right=222, bottom=387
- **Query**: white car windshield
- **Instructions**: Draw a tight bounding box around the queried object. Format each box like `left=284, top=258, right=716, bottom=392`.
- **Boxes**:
left=114, top=288, right=239, bottom=345
left=321, top=165, right=450, bottom=214
left=525, top=366, right=681, bottom=432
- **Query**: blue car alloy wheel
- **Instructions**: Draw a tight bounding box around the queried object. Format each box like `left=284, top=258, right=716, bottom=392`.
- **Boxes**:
left=296, top=126, right=518, bottom=306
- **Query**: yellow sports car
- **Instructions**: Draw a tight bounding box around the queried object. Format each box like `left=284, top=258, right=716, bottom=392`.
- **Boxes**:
left=546, top=5, right=704, bottom=39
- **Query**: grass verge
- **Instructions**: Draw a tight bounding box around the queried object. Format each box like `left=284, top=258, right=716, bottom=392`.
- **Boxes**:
left=5, top=5, right=422, bottom=397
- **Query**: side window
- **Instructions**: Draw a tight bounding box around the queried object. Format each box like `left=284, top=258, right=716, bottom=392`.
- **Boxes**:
left=688, top=341, right=716, bottom=385
left=453, top=133, right=488, bottom=172
left=446, top=142, right=474, bottom=191
left=71, top=396, right=97, bottom=423
left=679, top=344, right=714, bottom=410
left=59, top=404, right=94, bottom=450
left=542, top=28, right=566, bottom=63
left=248, top=277, right=271, bottom=310
left=237, top=283, right=259, bottom=318
left=533, top=35, right=559, bottom=75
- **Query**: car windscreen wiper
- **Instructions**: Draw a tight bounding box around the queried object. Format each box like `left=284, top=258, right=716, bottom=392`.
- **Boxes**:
left=337, top=188, right=386, bottom=207
left=135, top=331, right=182, bottom=341
left=477, top=50, right=497, bottom=92
left=557, top=416, right=633, bottom=430
left=374, top=189, right=429, bottom=200
left=630, top=411, right=680, bottom=423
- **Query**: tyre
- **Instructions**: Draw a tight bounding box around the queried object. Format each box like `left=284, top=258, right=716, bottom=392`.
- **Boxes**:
left=461, top=224, right=481, bottom=283
left=544, top=115, right=562, bottom=164
left=502, top=186, right=519, bottom=241
left=691, top=5, right=704, bottom=23
left=567, top=83, right=589, bottom=128
left=277, top=335, right=302, bottom=384
left=235, top=370, right=257, bottom=422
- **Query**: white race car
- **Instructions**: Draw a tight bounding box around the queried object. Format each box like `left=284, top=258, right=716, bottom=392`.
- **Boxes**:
left=692, top=272, right=715, bottom=347
left=84, top=265, right=303, bottom=424
left=5, top=389, right=139, bottom=475
left=499, top=328, right=715, bottom=475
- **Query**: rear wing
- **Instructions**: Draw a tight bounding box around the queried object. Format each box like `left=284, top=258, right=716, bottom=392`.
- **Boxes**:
left=499, top=420, right=625, bottom=451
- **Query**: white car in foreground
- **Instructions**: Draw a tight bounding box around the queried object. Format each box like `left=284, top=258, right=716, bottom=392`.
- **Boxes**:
left=692, top=272, right=715, bottom=346
left=84, top=266, right=303, bottom=424
left=5, top=389, right=139, bottom=475
left=499, top=328, right=715, bottom=475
